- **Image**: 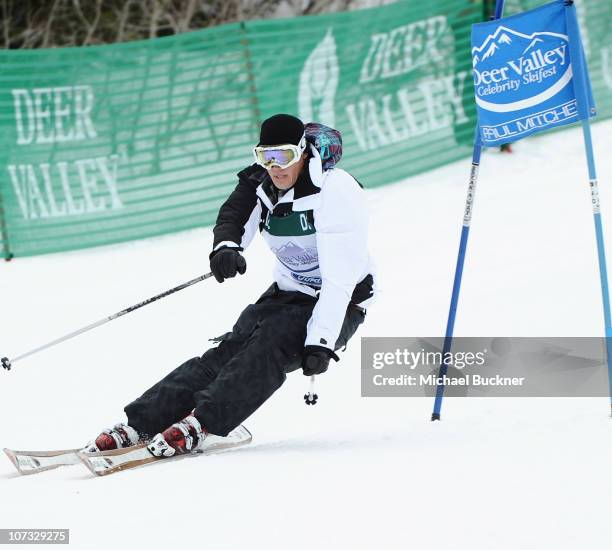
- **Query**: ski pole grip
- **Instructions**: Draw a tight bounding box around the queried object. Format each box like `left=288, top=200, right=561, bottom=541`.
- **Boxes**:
left=1, top=357, right=11, bottom=371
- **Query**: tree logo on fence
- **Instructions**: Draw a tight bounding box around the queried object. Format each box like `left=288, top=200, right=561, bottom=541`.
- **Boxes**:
left=299, top=29, right=339, bottom=127
left=472, top=25, right=571, bottom=113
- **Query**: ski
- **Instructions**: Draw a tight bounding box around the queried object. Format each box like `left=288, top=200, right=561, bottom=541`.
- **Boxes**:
left=3, top=448, right=82, bottom=475
left=78, top=425, right=252, bottom=476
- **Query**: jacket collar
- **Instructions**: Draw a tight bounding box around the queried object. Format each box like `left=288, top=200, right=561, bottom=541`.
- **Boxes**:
left=254, top=164, right=321, bottom=211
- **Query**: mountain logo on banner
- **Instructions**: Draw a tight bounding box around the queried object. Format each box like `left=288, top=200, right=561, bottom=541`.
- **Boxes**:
left=471, top=0, right=595, bottom=146
left=472, top=25, right=571, bottom=113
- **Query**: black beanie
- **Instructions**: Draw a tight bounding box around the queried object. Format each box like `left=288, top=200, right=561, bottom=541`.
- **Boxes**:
left=258, top=114, right=305, bottom=146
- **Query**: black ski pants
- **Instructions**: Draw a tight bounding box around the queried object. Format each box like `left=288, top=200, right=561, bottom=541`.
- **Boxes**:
left=125, top=284, right=365, bottom=437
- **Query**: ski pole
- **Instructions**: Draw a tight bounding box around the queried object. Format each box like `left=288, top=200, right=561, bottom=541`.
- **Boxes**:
left=304, top=375, right=318, bottom=405
left=1, top=272, right=214, bottom=372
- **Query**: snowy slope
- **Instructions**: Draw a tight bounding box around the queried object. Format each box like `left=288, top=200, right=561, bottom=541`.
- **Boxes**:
left=2, top=120, right=612, bottom=549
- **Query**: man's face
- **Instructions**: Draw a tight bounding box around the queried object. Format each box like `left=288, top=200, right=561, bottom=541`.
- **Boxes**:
left=267, top=154, right=306, bottom=190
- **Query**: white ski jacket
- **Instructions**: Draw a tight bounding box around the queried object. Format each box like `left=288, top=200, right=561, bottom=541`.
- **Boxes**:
left=212, top=146, right=376, bottom=351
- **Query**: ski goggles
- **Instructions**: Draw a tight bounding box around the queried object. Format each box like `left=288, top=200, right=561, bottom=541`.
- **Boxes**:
left=253, top=135, right=307, bottom=169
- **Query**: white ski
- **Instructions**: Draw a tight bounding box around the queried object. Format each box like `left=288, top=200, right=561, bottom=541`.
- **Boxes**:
left=3, top=448, right=82, bottom=475
left=78, top=425, right=252, bottom=476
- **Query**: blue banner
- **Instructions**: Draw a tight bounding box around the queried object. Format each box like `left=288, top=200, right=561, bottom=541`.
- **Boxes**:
left=471, top=0, right=595, bottom=146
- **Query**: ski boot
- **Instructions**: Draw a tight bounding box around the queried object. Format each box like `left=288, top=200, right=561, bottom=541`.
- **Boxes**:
left=147, top=414, right=206, bottom=457
left=84, top=423, right=142, bottom=453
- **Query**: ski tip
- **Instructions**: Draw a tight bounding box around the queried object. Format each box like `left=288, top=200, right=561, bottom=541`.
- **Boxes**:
left=3, top=447, right=17, bottom=464
left=77, top=445, right=155, bottom=477
left=3, top=448, right=14, bottom=461
left=3, top=449, right=22, bottom=475
left=3, top=448, right=82, bottom=475
left=78, top=450, right=117, bottom=477
left=3, top=448, right=41, bottom=476
left=78, top=452, right=109, bottom=477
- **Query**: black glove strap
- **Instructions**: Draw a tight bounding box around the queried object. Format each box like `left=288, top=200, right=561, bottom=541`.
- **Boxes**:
left=305, top=345, right=339, bottom=362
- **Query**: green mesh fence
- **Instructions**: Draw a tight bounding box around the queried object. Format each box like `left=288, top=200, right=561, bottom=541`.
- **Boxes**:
left=0, top=0, right=610, bottom=258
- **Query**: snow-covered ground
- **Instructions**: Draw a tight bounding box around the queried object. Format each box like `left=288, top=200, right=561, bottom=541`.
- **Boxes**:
left=2, top=120, right=612, bottom=549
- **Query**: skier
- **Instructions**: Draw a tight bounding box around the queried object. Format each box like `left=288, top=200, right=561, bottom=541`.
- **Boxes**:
left=86, top=114, right=376, bottom=458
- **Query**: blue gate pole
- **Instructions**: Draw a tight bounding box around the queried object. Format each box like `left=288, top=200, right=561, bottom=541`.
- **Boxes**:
left=564, top=0, right=612, bottom=411
left=431, top=0, right=506, bottom=421
left=581, top=120, right=612, bottom=412
left=431, top=135, right=481, bottom=421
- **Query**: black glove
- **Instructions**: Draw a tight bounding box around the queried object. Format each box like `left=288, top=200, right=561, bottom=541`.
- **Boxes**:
left=301, top=345, right=339, bottom=376
left=209, top=246, right=247, bottom=283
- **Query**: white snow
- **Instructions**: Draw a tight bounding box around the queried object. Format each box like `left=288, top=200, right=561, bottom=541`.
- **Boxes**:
left=2, top=119, right=612, bottom=549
